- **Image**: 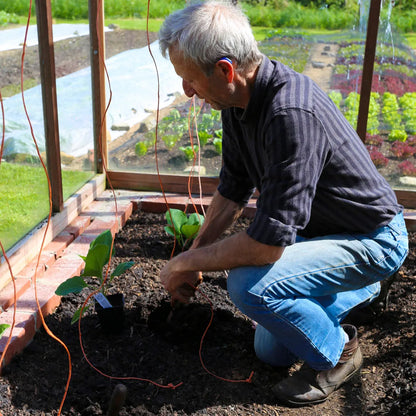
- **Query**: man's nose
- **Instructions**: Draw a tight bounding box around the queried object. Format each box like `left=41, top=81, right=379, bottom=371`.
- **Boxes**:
left=183, top=80, right=196, bottom=98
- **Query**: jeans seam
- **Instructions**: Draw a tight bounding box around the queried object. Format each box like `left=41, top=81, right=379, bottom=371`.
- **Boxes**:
left=258, top=293, right=341, bottom=369
left=259, top=258, right=367, bottom=297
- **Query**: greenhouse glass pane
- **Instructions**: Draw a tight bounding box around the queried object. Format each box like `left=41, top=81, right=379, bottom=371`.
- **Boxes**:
left=51, top=20, right=95, bottom=197
left=0, top=22, right=50, bottom=251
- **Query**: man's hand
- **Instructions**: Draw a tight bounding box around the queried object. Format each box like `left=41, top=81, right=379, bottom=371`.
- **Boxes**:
left=160, top=258, right=202, bottom=304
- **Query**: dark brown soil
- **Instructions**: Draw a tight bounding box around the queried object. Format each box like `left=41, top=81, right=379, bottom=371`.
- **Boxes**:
left=0, top=208, right=415, bottom=415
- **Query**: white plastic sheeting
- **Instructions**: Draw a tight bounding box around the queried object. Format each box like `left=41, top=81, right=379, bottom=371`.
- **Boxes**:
left=0, top=25, right=182, bottom=158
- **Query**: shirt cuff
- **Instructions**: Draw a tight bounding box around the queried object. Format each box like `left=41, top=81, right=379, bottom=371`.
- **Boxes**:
left=247, top=209, right=297, bottom=247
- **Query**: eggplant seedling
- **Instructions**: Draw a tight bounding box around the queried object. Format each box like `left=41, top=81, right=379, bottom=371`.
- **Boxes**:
left=164, top=208, right=204, bottom=249
left=0, top=324, right=10, bottom=338
left=55, top=230, right=134, bottom=324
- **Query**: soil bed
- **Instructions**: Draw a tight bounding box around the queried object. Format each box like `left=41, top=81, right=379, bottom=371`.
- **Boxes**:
left=0, top=208, right=415, bottom=415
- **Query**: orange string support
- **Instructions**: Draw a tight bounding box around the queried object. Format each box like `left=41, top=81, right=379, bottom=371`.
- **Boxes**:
left=194, top=285, right=254, bottom=384
left=74, top=0, right=182, bottom=391
left=186, top=98, right=206, bottom=217
left=19, top=2, right=72, bottom=414
left=140, top=3, right=251, bottom=385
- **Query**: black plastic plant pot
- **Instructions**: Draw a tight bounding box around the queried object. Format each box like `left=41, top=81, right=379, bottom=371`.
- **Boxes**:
left=95, top=293, right=125, bottom=334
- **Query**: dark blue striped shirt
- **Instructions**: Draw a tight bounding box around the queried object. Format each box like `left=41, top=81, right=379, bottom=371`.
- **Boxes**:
left=218, top=55, right=401, bottom=246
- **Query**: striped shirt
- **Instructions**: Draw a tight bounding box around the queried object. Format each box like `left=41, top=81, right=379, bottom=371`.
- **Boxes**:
left=218, top=55, right=401, bottom=247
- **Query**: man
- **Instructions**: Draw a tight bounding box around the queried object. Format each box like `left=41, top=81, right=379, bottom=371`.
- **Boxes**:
left=158, top=0, right=408, bottom=406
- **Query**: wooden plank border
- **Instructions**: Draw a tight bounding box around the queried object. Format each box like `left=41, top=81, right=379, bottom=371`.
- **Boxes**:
left=89, top=0, right=108, bottom=174
left=35, top=0, right=63, bottom=212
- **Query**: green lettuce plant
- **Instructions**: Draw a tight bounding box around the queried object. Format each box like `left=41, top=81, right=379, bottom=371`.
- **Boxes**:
left=328, top=90, right=342, bottom=109
left=388, top=129, right=408, bottom=142
left=55, top=230, right=134, bottom=324
left=162, top=134, right=180, bottom=151
left=164, top=209, right=204, bottom=248
left=180, top=145, right=198, bottom=161
left=196, top=130, right=212, bottom=147
left=0, top=324, right=10, bottom=338
left=213, top=138, right=222, bottom=154
left=135, top=141, right=148, bottom=156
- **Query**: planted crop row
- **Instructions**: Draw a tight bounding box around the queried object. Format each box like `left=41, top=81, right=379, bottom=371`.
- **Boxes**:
left=135, top=107, right=223, bottom=161
left=329, top=90, right=416, bottom=138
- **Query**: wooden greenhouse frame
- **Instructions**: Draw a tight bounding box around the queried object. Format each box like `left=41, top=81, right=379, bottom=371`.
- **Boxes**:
left=1, top=0, right=415, bottom=291
left=39, top=0, right=416, bottom=208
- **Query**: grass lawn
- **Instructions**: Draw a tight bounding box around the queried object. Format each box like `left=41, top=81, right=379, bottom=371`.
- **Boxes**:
left=0, top=163, right=94, bottom=252
left=404, top=32, right=416, bottom=50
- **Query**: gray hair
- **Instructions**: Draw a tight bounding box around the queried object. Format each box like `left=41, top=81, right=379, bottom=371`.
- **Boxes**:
left=159, top=1, right=262, bottom=75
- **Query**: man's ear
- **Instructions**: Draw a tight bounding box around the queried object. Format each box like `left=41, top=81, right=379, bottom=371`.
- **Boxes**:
left=216, top=59, right=234, bottom=83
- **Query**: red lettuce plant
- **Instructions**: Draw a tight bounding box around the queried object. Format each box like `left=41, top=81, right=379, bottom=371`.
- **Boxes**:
left=367, top=148, right=389, bottom=168
left=398, top=160, right=416, bottom=176
left=365, top=134, right=383, bottom=147
left=391, top=141, right=416, bottom=159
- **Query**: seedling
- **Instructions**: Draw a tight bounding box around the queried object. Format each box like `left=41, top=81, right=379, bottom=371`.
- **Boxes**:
left=213, top=138, right=222, bottom=154
left=368, top=149, right=389, bottom=168
left=135, top=141, right=148, bottom=156
left=180, top=145, right=198, bottom=161
left=388, top=129, right=407, bottom=142
left=196, top=130, right=212, bottom=147
left=0, top=324, right=10, bottom=338
left=55, top=230, right=134, bottom=324
left=162, top=134, right=180, bottom=151
left=398, top=160, right=416, bottom=176
left=164, top=208, right=204, bottom=248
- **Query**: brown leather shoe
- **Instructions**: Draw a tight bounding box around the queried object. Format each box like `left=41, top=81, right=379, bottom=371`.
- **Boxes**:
left=273, top=324, right=363, bottom=406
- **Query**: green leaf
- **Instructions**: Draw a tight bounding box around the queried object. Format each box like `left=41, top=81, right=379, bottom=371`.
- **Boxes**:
left=71, top=304, right=91, bottom=325
left=165, top=209, right=187, bottom=236
left=55, top=276, right=88, bottom=296
left=181, top=224, right=201, bottom=240
left=0, top=323, right=11, bottom=337
left=111, top=261, right=135, bottom=277
left=180, top=213, right=204, bottom=239
left=82, top=244, right=110, bottom=278
left=164, top=225, right=176, bottom=238
left=90, top=230, right=114, bottom=257
left=187, top=213, right=204, bottom=226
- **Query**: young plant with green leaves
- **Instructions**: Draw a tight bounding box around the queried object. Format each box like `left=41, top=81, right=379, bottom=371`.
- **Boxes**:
left=344, top=92, right=360, bottom=128
left=162, top=134, right=181, bottom=151
left=213, top=138, right=222, bottom=155
left=135, top=141, right=149, bottom=157
left=328, top=90, right=342, bottom=109
left=165, top=209, right=205, bottom=249
left=382, top=92, right=402, bottom=130
left=55, top=230, right=134, bottom=324
left=388, top=129, right=408, bottom=142
left=180, top=145, right=199, bottom=161
left=0, top=324, right=10, bottom=338
left=399, top=93, right=416, bottom=134
left=196, top=130, right=212, bottom=147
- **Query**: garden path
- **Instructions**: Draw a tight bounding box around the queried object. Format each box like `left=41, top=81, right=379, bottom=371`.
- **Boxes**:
left=303, top=42, right=339, bottom=91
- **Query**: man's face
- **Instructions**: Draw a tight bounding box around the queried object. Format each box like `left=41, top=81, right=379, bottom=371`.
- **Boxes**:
left=169, top=45, right=232, bottom=111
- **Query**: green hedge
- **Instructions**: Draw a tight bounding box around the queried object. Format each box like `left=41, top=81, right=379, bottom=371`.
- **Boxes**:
left=0, top=0, right=414, bottom=33
left=0, top=0, right=185, bottom=20
left=245, top=3, right=355, bottom=30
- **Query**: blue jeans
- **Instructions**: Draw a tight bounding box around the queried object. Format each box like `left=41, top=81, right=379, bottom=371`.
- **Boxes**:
left=227, top=212, right=408, bottom=371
